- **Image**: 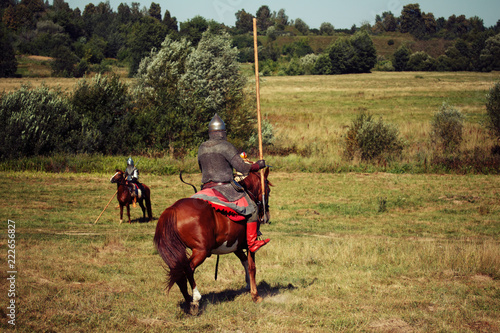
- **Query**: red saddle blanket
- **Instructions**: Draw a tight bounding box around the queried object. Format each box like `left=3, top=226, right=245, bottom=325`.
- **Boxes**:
left=193, top=188, right=247, bottom=222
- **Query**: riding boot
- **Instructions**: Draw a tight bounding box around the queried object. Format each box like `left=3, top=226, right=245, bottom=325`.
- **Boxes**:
left=128, top=185, right=137, bottom=207
left=246, top=221, right=270, bottom=253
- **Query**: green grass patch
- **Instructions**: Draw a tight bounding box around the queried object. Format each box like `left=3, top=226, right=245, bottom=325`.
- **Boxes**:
left=1, top=170, right=499, bottom=331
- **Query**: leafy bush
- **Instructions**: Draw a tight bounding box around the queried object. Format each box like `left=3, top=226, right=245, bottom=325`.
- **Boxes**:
left=71, top=74, right=133, bottom=154
left=480, top=33, right=500, bottom=71
left=407, top=51, right=436, bottom=71
left=486, top=82, right=500, bottom=140
left=344, top=112, right=404, bottom=160
left=248, top=119, right=275, bottom=148
left=285, top=58, right=305, bottom=75
left=325, top=30, right=377, bottom=74
left=312, top=54, right=332, bottom=75
left=431, top=103, right=465, bottom=153
left=393, top=45, right=412, bottom=71
left=0, top=85, right=77, bottom=159
left=134, top=31, right=255, bottom=153
left=51, top=45, right=80, bottom=77
left=375, top=59, right=395, bottom=71
left=300, top=54, right=319, bottom=74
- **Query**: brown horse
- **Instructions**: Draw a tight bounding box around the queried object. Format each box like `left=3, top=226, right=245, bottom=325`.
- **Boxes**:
left=153, top=168, right=271, bottom=313
left=110, top=169, right=152, bottom=224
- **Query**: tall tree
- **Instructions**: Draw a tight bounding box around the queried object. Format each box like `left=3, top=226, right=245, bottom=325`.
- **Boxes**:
left=319, top=22, right=334, bottom=36
left=163, top=9, right=178, bottom=31
left=148, top=2, right=161, bottom=21
left=382, top=13, right=397, bottom=32
left=127, top=16, right=169, bottom=75
left=0, top=22, right=17, bottom=77
left=179, top=15, right=209, bottom=46
left=235, top=9, right=253, bottom=34
left=255, top=5, right=272, bottom=31
left=399, top=3, right=426, bottom=38
left=294, top=18, right=309, bottom=35
left=275, top=8, right=288, bottom=30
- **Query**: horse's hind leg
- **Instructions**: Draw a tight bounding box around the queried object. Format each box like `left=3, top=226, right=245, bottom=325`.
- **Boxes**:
left=146, top=197, right=153, bottom=222
left=234, top=250, right=250, bottom=290
left=176, top=275, right=192, bottom=309
left=138, top=200, right=146, bottom=221
left=144, top=189, right=153, bottom=222
left=186, top=249, right=208, bottom=305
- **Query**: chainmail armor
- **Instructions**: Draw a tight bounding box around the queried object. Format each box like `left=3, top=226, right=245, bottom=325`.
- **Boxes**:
left=198, top=138, right=253, bottom=201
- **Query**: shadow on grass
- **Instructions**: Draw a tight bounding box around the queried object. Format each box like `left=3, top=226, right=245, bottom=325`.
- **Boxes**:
left=181, top=281, right=298, bottom=315
left=129, top=216, right=157, bottom=224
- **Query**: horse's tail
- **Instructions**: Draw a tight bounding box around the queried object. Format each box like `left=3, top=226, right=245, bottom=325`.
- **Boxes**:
left=153, top=205, right=190, bottom=292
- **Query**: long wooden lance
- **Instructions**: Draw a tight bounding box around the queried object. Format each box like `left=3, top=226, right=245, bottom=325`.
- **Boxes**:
left=93, top=190, right=118, bottom=224
left=253, top=18, right=268, bottom=223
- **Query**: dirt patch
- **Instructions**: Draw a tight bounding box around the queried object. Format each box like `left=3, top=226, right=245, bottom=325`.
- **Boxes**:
left=471, top=274, right=493, bottom=282
left=468, top=321, right=498, bottom=332
left=369, top=318, right=413, bottom=332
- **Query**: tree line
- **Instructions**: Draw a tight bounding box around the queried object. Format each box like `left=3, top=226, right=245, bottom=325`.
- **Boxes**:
left=0, top=32, right=257, bottom=159
left=1, top=1, right=500, bottom=78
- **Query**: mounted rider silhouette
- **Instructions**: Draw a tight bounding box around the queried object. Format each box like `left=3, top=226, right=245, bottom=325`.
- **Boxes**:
left=193, top=114, right=270, bottom=253
left=124, top=157, right=139, bottom=207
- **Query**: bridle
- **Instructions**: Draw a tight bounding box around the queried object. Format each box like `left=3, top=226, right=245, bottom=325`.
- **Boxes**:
left=110, top=171, right=127, bottom=186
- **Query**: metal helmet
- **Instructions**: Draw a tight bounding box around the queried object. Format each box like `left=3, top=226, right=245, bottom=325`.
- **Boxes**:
left=127, top=157, right=134, bottom=166
left=208, top=113, right=226, bottom=132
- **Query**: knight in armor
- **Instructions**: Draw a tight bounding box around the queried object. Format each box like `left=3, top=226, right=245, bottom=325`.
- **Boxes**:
left=197, top=113, right=270, bottom=253
left=124, top=157, right=139, bottom=205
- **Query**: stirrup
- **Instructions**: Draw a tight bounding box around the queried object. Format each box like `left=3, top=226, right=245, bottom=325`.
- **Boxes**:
left=249, top=239, right=270, bottom=253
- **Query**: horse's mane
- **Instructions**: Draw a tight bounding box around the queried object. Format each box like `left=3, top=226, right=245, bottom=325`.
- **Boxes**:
left=239, top=168, right=271, bottom=196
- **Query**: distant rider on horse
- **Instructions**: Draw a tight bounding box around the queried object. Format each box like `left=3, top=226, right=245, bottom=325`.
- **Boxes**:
left=125, top=157, right=139, bottom=206
left=194, top=113, right=270, bottom=253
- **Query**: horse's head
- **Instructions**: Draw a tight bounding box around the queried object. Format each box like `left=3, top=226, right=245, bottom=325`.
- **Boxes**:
left=239, top=167, right=272, bottom=223
left=110, top=169, right=125, bottom=184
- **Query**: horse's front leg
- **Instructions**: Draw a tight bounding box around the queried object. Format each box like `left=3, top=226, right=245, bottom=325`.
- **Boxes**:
left=126, top=204, right=131, bottom=224
left=234, top=250, right=250, bottom=290
left=119, top=204, right=124, bottom=224
left=247, top=250, right=262, bottom=303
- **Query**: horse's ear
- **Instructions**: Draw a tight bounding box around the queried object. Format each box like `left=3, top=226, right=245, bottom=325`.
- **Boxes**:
left=264, top=167, right=269, bottom=178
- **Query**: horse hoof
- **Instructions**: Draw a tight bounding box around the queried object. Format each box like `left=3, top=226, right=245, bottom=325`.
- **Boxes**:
left=119, top=220, right=123, bottom=224
left=189, top=302, right=199, bottom=315
left=252, top=295, right=263, bottom=303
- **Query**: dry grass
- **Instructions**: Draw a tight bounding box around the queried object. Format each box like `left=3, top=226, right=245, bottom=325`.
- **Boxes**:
left=1, top=71, right=499, bottom=172
left=0, top=171, right=498, bottom=332
left=257, top=72, right=500, bottom=168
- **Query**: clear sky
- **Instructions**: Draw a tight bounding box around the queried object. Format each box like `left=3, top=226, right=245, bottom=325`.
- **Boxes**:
left=64, top=0, right=500, bottom=29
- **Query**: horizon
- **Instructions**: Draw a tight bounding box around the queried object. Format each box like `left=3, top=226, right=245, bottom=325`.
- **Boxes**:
left=61, top=0, right=500, bottom=30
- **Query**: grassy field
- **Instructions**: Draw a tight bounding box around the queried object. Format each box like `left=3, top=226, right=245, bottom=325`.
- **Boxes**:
left=0, top=71, right=499, bottom=331
left=1, top=71, right=500, bottom=174
left=259, top=71, right=499, bottom=164
left=0, top=170, right=498, bottom=332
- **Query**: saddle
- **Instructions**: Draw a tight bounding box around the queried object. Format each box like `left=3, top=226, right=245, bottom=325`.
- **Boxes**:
left=128, top=182, right=143, bottom=199
left=206, top=201, right=246, bottom=222
left=192, top=187, right=248, bottom=222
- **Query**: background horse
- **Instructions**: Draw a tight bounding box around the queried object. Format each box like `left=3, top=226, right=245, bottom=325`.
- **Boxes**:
left=153, top=168, right=271, bottom=313
left=110, top=169, right=152, bottom=224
